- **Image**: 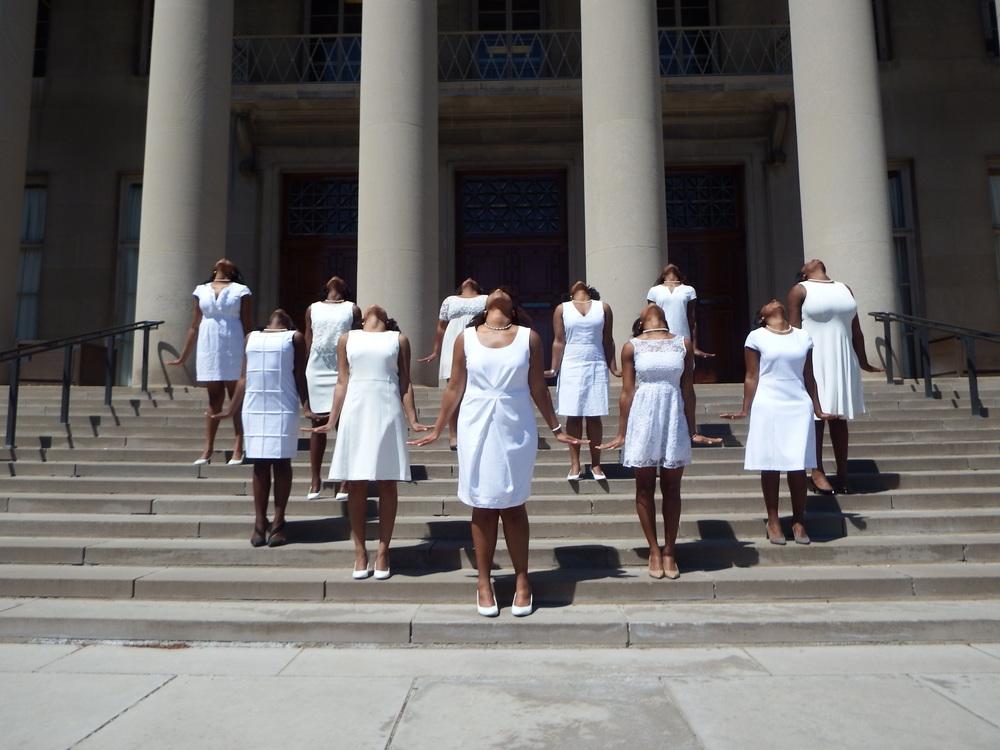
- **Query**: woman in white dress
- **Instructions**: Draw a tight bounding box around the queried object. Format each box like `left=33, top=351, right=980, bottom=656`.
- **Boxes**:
left=311, top=306, right=424, bottom=580
left=410, top=287, right=585, bottom=618
left=722, top=300, right=836, bottom=545
left=788, top=259, right=882, bottom=494
left=544, top=281, right=620, bottom=481
left=213, top=309, right=307, bottom=548
left=646, top=263, right=714, bottom=359
left=303, top=276, right=361, bottom=501
left=599, top=304, right=720, bottom=579
left=169, top=258, right=253, bottom=465
left=418, top=278, right=487, bottom=449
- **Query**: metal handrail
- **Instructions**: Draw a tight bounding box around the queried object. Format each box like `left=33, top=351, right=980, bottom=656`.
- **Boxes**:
left=3, top=320, right=163, bottom=449
left=869, top=311, right=1000, bottom=417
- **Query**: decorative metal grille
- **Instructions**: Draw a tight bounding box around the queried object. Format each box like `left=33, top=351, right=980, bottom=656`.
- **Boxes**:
left=286, top=177, right=359, bottom=237
left=666, top=173, right=739, bottom=230
left=232, top=27, right=791, bottom=85
left=460, top=177, right=562, bottom=235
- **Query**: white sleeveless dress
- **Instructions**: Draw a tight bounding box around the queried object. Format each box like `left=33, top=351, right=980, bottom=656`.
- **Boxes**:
left=743, top=327, right=817, bottom=472
left=646, top=283, right=697, bottom=341
left=437, top=294, right=487, bottom=380
left=305, top=300, right=355, bottom=414
left=556, top=301, right=609, bottom=417
left=193, top=282, right=251, bottom=382
left=329, top=330, right=410, bottom=482
left=242, top=330, right=299, bottom=460
left=798, top=280, right=866, bottom=419
left=622, top=336, right=691, bottom=469
left=458, top=326, right=537, bottom=509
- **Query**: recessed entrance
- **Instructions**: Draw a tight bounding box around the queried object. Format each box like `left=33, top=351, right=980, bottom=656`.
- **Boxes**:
left=455, top=170, right=569, bottom=368
left=664, top=165, right=749, bottom=383
left=280, top=173, right=358, bottom=329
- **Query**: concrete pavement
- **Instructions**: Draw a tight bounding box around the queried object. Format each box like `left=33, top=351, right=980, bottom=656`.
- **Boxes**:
left=2, top=642, right=1000, bottom=749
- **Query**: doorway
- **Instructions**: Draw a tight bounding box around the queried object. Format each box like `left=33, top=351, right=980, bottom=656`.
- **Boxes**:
left=280, top=173, right=359, bottom=329
left=664, top=165, right=749, bottom=383
left=455, top=170, right=569, bottom=367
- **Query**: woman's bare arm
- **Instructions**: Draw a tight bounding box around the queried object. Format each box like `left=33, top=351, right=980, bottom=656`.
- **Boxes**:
left=545, top=304, right=566, bottom=377
left=602, top=303, right=621, bottom=376
left=597, top=341, right=635, bottom=450
left=168, top=299, right=202, bottom=365
left=721, top=348, right=760, bottom=419
left=408, top=334, right=467, bottom=445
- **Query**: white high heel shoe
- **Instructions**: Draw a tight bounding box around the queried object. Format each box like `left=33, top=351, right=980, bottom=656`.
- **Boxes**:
left=590, top=467, right=607, bottom=481
left=227, top=457, right=245, bottom=466
left=374, top=567, right=391, bottom=580
left=511, top=592, right=534, bottom=618
left=192, top=457, right=211, bottom=466
left=335, top=492, right=349, bottom=501
left=305, top=490, right=322, bottom=501
left=477, top=584, right=499, bottom=617
left=352, top=563, right=371, bottom=580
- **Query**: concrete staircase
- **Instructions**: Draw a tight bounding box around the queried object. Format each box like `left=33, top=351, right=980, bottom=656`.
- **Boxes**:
left=1, top=378, right=999, bottom=646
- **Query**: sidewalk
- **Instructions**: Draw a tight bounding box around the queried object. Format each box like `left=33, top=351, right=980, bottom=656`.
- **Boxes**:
left=2, top=642, right=999, bottom=749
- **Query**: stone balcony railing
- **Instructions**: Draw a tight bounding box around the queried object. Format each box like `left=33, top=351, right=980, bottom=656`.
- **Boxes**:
left=231, top=26, right=792, bottom=86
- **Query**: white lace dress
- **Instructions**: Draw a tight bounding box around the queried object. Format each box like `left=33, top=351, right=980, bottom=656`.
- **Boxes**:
left=305, top=300, right=355, bottom=414
left=622, top=336, right=691, bottom=469
left=438, top=294, right=487, bottom=381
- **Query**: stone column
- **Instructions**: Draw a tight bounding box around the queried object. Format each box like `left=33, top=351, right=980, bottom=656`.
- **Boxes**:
left=356, top=0, right=438, bottom=382
left=132, top=0, right=234, bottom=384
left=789, top=0, right=898, bottom=353
left=580, top=0, right=666, bottom=348
left=0, top=0, right=38, bottom=347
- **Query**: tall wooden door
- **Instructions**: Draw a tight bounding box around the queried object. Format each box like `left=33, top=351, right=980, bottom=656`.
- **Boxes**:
left=280, top=174, right=358, bottom=329
left=456, top=171, right=569, bottom=368
left=665, top=166, right=749, bottom=383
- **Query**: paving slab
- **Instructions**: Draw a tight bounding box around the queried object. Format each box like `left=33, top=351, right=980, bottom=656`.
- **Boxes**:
left=916, top=674, right=1000, bottom=728
left=389, top=676, right=701, bottom=750
left=42, top=643, right=302, bottom=676
left=0, top=643, right=79, bottom=672
left=665, top=674, right=1000, bottom=750
left=0, top=672, right=170, bottom=750
left=75, top=675, right=412, bottom=750
left=744, top=644, right=1000, bottom=675
left=283, top=645, right=764, bottom=678
left=972, top=643, right=1000, bottom=660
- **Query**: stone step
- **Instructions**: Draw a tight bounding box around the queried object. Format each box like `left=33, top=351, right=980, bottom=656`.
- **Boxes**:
left=1, top=533, right=996, bottom=568
left=1, top=597, right=999, bottom=645
left=5, top=488, right=1000, bottom=517
left=6, top=438, right=1000, bottom=465
left=0, top=562, right=998, bottom=604
left=8, top=454, right=1000, bottom=480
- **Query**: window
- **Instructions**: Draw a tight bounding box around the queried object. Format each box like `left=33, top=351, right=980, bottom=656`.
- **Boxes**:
left=990, top=170, right=1000, bottom=283
left=32, top=0, right=51, bottom=77
left=983, top=0, right=999, bottom=57
left=888, top=166, right=921, bottom=376
left=477, top=0, right=542, bottom=32
left=656, top=0, right=713, bottom=27
left=135, top=0, right=154, bottom=76
left=308, top=0, right=362, bottom=35
left=115, top=180, right=143, bottom=384
left=15, top=186, right=47, bottom=341
left=872, top=0, right=893, bottom=62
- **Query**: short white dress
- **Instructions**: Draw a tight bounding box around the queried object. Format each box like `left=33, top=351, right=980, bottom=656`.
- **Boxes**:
left=556, top=301, right=609, bottom=417
left=438, top=294, right=487, bottom=380
left=646, top=283, right=697, bottom=341
left=329, top=331, right=410, bottom=482
left=242, top=330, right=300, bottom=460
left=194, top=282, right=251, bottom=382
left=622, top=336, right=691, bottom=469
left=799, top=280, right=866, bottom=420
left=743, top=327, right=817, bottom=472
left=457, top=326, right=537, bottom=509
left=305, top=300, right=356, bottom=414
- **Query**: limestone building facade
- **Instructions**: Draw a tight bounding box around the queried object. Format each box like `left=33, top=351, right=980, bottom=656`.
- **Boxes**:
left=3, top=0, right=1000, bottom=385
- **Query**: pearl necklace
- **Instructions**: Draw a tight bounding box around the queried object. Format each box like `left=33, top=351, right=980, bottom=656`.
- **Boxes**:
left=483, top=320, right=513, bottom=331
left=765, top=324, right=793, bottom=334
left=641, top=327, right=670, bottom=334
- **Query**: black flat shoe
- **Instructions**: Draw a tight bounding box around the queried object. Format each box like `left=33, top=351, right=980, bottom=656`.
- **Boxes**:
left=808, top=478, right=837, bottom=496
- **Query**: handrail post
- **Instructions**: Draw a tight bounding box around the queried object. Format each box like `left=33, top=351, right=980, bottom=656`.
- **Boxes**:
left=881, top=315, right=894, bottom=384
left=5, top=358, right=21, bottom=449
left=104, top=335, right=116, bottom=407
left=963, top=336, right=983, bottom=417
left=60, top=344, right=73, bottom=424
left=141, top=324, right=151, bottom=393
left=919, top=327, right=933, bottom=398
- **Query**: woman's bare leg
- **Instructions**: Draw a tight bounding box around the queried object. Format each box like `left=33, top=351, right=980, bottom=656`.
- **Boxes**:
left=252, top=460, right=271, bottom=531
left=829, top=419, right=850, bottom=488
left=566, top=416, right=583, bottom=476
left=226, top=380, right=243, bottom=460
left=308, top=417, right=327, bottom=495
left=660, top=467, right=684, bottom=576
left=787, top=470, right=808, bottom=539
left=374, top=480, right=398, bottom=572
left=201, top=382, right=225, bottom=460
left=586, top=416, right=603, bottom=474
left=634, top=467, right=662, bottom=574
left=470, top=508, right=500, bottom=607
left=346, top=480, right=368, bottom=572
left=499, top=504, right=531, bottom=606
left=811, top=420, right=833, bottom=491
left=761, top=470, right=782, bottom=539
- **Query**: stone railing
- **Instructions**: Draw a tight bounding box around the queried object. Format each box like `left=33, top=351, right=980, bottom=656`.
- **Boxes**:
left=232, top=26, right=791, bottom=85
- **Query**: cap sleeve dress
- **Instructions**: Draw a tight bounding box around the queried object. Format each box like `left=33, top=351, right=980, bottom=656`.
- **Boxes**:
left=194, top=282, right=251, bottom=382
